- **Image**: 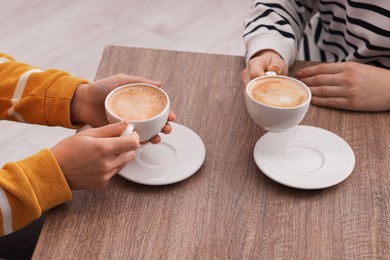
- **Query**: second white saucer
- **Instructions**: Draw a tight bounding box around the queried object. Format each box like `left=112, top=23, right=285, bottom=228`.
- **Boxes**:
left=253, top=125, right=355, bottom=189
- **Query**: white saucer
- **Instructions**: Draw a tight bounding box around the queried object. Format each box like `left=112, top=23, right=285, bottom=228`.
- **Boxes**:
left=119, top=123, right=206, bottom=185
left=253, top=125, right=355, bottom=189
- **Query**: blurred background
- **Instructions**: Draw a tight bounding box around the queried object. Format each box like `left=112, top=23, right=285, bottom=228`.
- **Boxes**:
left=1, top=0, right=249, bottom=80
left=0, top=0, right=249, bottom=164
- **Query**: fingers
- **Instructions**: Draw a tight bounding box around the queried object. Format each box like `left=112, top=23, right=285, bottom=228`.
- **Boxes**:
left=311, top=96, right=351, bottom=110
left=248, top=57, right=267, bottom=79
left=296, top=64, right=350, bottom=99
left=242, top=50, right=288, bottom=88
left=141, top=109, right=175, bottom=144
left=308, top=85, right=349, bottom=98
left=102, top=150, right=137, bottom=186
left=144, top=121, right=171, bottom=145
left=295, top=63, right=342, bottom=79
left=95, top=133, right=140, bottom=180
left=88, top=109, right=175, bottom=147
left=295, top=62, right=362, bottom=110
left=159, top=111, right=176, bottom=135
left=168, top=110, right=176, bottom=122
left=146, top=135, right=161, bottom=145
left=85, top=102, right=175, bottom=147
left=267, top=54, right=288, bottom=75
left=142, top=112, right=175, bottom=145
left=108, top=74, right=162, bottom=87
left=87, top=149, right=136, bottom=189
left=80, top=122, right=140, bottom=154
left=162, top=121, right=173, bottom=133
left=111, top=150, right=137, bottom=172
left=300, top=74, right=347, bottom=95
left=267, top=64, right=283, bottom=75
left=248, top=56, right=282, bottom=78
left=299, top=73, right=337, bottom=86
left=80, top=121, right=129, bottom=138
left=101, top=132, right=140, bottom=154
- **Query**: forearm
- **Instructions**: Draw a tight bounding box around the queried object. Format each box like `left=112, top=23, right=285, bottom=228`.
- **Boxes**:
left=0, top=53, right=88, bottom=128
left=243, top=0, right=318, bottom=64
left=0, top=149, right=72, bottom=236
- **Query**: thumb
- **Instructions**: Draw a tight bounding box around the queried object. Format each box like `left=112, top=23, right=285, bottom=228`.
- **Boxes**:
left=267, top=64, right=283, bottom=75
left=80, top=121, right=129, bottom=138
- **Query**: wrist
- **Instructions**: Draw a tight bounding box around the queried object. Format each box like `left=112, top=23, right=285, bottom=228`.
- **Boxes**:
left=252, top=49, right=283, bottom=60
left=70, top=83, right=89, bottom=125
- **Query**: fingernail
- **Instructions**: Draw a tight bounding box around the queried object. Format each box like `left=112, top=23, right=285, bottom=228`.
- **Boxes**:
left=268, top=64, right=281, bottom=74
left=119, top=120, right=127, bottom=126
left=295, top=71, right=303, bottom=78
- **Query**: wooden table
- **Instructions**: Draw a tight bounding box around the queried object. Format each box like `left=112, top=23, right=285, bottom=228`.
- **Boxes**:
left=33, top=46, right=390, bottom=259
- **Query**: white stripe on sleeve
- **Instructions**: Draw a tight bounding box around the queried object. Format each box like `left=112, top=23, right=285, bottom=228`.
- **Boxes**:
left=7, top=68, right=42, bottom=122
left=0, top=58, right=9, bottom=64
left=11, top=68, right=42, bottom=105
left=0, top=187, right=13, bottom=235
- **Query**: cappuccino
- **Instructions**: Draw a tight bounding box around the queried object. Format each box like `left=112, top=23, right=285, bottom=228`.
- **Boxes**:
left=108, top=85, right=167, bottom=121
left=249, top=78, right=308, bottom=108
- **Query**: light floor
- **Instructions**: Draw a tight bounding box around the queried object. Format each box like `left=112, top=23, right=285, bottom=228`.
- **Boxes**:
left=0, top=0, right=250, bottom=164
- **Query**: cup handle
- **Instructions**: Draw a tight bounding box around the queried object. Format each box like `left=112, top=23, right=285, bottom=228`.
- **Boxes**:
left=120, top=123, right=135, bottom=137
left=265, top=71, right=277, bottom=76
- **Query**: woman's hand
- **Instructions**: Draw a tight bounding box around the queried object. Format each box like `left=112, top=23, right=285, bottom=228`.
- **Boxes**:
left=70, top=74, right=176, bottom=144
left=51, top=121, right=140, bottom=189
left=296, top=62, right=390, bottom=112
left=241, top=50, right=288, bottom=89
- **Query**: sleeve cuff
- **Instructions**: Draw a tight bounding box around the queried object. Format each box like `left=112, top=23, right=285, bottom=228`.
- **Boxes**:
left=45, top=74, right=89, bottom=129
left=245, top=34, right=297, bottom=66
left=17, top=149, right=72, bottom=212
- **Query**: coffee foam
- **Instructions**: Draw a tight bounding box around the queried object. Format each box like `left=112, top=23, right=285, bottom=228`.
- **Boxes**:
left=249, top=78, right=308, bottom=108
left=108, top=86, right=167, bottom=121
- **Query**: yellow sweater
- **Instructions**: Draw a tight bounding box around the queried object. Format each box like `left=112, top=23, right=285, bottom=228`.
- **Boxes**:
left=0, top=53, right=88, bottom=236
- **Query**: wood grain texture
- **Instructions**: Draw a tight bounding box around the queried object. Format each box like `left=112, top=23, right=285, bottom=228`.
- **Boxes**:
left=33, top=47, right=390, bottom=259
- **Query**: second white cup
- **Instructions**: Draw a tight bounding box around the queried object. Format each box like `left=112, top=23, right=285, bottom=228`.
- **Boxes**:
left=245, top=72, right=311, bottom=132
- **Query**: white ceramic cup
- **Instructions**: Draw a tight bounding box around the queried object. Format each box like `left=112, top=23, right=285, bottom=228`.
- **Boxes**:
left=245, top=71, right=311, bottom=132
left=105, top=83, right=170, bottom=142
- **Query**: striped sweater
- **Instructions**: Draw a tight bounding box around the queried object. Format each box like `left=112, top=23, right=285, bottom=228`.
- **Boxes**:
left=243, top=0, right=390, bottom=69
left=0, top=53, right=88, bottom=236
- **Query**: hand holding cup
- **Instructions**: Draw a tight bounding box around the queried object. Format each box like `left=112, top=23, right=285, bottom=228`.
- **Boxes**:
left=105, top=83, right=171, bottom=142
left=245, top=71, right=311, bottom=132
